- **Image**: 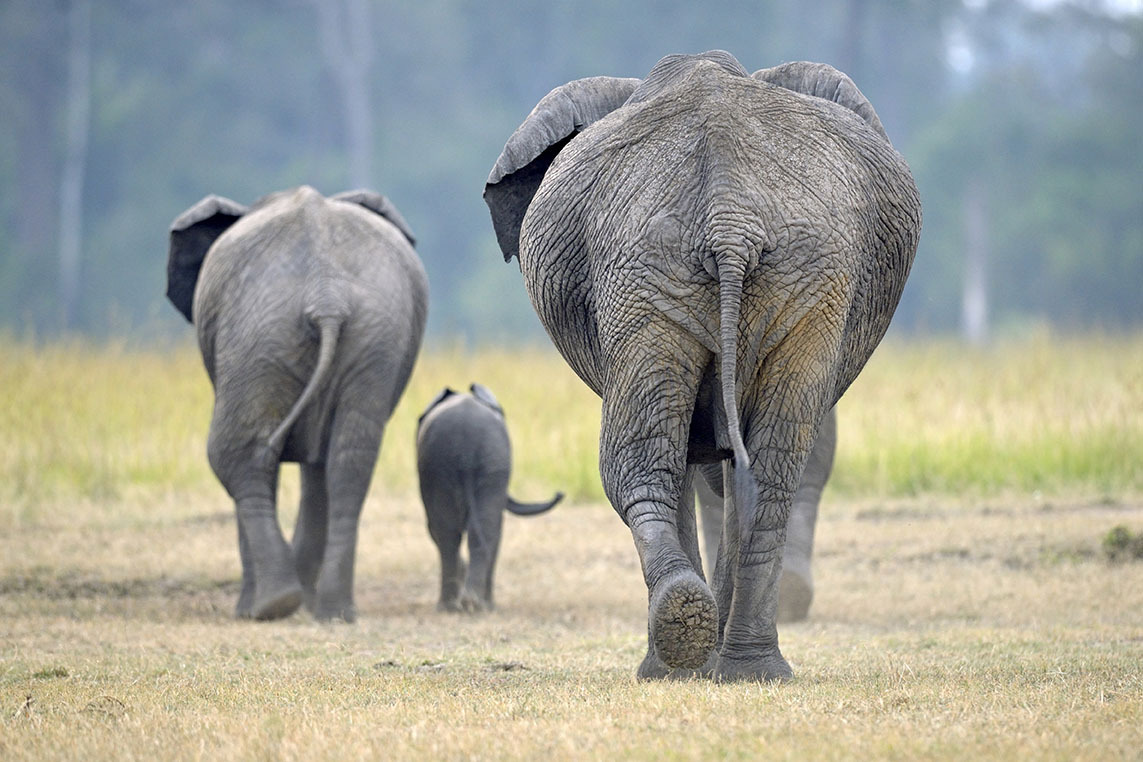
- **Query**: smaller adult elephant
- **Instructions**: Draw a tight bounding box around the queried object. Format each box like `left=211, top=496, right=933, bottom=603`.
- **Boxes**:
left=166, top=185, right=428, bottom=622
left=416, top=384, right=563, bottom=612
left=697, top=406, right=836, bottom=623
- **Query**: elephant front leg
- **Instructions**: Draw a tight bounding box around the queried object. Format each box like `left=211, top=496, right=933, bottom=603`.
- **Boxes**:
left=311, top=409, right=382, bottom=622
left=294, top=464, right=329, bottom=614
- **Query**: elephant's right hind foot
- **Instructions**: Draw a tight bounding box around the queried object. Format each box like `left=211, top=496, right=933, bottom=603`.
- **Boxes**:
left=251, top=582, right=303, bottom=621
left=649, top=570, right=717, bottom=670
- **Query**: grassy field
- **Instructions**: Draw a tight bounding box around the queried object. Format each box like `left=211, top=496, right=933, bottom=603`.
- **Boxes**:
left=1, top=334, right=1141, bottom=760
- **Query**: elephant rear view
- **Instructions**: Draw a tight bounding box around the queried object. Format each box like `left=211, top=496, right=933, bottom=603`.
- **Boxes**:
left=416, top=384, right=563, bottom=612
left=485, top=52, right=920, bottom=681
left=166, top=185, right=428, bottom=622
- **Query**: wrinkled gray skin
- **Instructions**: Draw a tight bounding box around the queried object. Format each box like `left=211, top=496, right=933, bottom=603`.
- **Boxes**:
left=416, top=383, right=563, bottom=613
left=166, top=186, right=428, bottom=622
left=697, top=406, right=836, bottom=624
left=484, top=52, right=920, bottom=681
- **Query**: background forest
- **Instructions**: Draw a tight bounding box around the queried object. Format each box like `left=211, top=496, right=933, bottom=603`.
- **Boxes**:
left=1, top=0, right=1141, bottom=344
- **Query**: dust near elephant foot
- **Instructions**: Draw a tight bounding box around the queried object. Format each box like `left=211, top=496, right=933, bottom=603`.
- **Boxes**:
left=649, top=570, right=717, bottom=670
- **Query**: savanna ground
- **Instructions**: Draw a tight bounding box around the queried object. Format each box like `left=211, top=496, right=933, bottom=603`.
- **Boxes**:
left=1, top=333, right=1141, bottom=760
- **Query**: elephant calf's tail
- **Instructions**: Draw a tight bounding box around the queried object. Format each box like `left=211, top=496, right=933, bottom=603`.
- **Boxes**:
left=714, top=246, right=758, bottom=544
left=267, top=315, right=342, bottom=455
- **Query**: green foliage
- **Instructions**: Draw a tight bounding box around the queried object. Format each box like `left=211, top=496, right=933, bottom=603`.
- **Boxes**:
left=1102, top=524, right=1143, bottom=562
left=0, top=1, right=1139, bottom=340
left=2, top=334, right=1140, bottom=532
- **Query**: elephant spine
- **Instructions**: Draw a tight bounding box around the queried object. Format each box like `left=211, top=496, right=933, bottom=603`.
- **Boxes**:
left=266, top=314, right=342, bottom=457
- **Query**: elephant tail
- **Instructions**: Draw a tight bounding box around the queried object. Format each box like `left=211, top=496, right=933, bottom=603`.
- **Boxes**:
left=714, top=247, right=758, bottom=544
left=506, top=492, right=564, bottom=517
left=267, top=315, right=342, bottom=455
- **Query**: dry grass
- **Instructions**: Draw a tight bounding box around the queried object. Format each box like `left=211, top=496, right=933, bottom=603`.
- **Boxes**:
left=2, top=492, right=1141, bottom=760
left=1, top=336, right=1142, bottom=759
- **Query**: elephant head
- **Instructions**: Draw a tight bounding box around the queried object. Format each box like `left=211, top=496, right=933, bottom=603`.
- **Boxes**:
left=166, top=188, right=416, bottom=323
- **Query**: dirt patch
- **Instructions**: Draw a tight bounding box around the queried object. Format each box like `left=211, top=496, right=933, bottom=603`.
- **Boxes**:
left=0, top=567, right=238, bottom=600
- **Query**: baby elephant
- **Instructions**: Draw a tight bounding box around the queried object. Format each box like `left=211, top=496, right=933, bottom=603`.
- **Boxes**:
left=416, top=384, right=563, bottom=612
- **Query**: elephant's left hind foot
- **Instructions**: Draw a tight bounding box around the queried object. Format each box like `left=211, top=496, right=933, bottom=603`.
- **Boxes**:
left=649, top=570, right=717, bottom=670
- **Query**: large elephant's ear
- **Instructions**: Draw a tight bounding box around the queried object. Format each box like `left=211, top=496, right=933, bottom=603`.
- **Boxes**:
left=752, top=61, right=889, bottom=143
left=483, top=76, right=641, bottom=262
left=331, top=189, right=416, bottom=247
left=167, top=195, right=248, bottom=323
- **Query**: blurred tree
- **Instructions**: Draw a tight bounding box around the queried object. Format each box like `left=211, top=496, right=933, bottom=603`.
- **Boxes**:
left=313, top=0, right=374, bottom=188
left=0, top=0, right=1139, bottom=341
left=58, top=0, right=93, bottom=332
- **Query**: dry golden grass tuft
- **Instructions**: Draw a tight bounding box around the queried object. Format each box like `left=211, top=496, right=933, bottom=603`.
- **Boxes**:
left=1, top=335, right=1142, bottom=759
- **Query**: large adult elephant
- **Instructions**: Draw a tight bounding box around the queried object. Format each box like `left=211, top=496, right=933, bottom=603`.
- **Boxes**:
left=484, top=51, right=920, bottom=682
left=166, top=185, right=428, bottom=622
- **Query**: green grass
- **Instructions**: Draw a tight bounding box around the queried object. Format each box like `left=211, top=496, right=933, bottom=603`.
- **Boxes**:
left=832, top=333, right=1143, bottom=499
left=2, top=333, right=1141, bottom=528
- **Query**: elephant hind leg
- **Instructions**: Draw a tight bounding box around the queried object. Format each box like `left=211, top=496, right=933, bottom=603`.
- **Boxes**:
left=234, top=490, right=303, bottom=620
left=207, top=418, right=300, bottom=621
left=598, top=341, right=716, bottom=671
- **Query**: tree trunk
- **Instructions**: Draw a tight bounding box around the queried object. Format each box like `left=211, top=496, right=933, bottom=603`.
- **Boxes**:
left=314, top=0, right=374, bottom=189
left=961, top=177, right=989, bottom=345
left=58, top=0, right=92, bottom=332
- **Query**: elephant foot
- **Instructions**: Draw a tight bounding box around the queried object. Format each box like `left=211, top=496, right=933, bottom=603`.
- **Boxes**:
left=457, top=590, right=492, bottom=614
left=235, top=578, right=256, bottom=619
left=649, top=570, right=717, bottom=670
left=251, top=581, right=303, bottom=621
left=777, top=569, right=813, bottom=623
left=636, top=646, right=717, bottom=681
left=713, top=648, right=793, bottom=683
left=312, top=597, right=357, bottom=623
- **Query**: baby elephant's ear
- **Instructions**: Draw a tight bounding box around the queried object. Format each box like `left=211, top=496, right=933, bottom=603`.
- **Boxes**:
left=331, top=189, right=416, bottom=247
left=483, top=76, right=641, bottom=262
left=167, top=195, right=248, bottom=323
left=751, top=61, right=889, bottom=143
left=418, top=387, right=456, bottom=427
left=469, top=383, right=504, bottom=417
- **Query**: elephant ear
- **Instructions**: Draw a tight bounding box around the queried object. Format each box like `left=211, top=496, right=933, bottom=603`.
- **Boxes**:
left=331, top=189, right=417, bottom=247
left=469, top=383, right=504, bottom=418
left=483, top=76, right=641, bottom=262
left=417, top=387, right=457, bottom=428
left=167, top=195, right=248, bottom=323
left=751, top=61, right=889, bottom=143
